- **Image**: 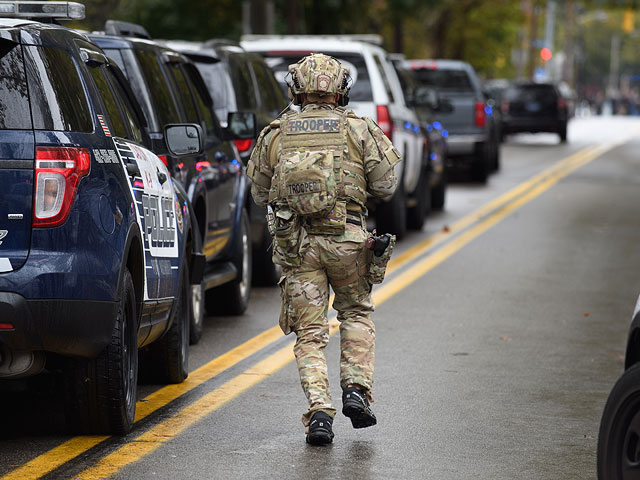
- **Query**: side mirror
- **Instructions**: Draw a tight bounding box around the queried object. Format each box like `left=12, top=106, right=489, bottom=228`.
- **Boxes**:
left=414, top=85, right=439, bottom=110
left=226, top=111, right=256, bottom=140
left=164, top=124, right=204, bottom=156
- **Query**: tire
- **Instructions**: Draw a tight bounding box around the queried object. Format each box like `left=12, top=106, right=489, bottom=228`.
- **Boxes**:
left=376, top=182, right=407, bottom=240
left=65, top=268, right=138, bottom=434
left=252, top=223, right=281, bottom=286
left=407, top=166, right=430, bottom=230
left=431, top=169, right=447, bottom=211
left=189, top=282, right=204, bottom=345
left=559, top=123, right=568, bottom=143
left=598, top=362, right=640, bottom=480
left=471, top=142, right=489, bottom=183
left=155, top=265, right=190, bottom=383
left=205, top=209, right=252, bottom=315
left=491, top=136, right=501, bottom=172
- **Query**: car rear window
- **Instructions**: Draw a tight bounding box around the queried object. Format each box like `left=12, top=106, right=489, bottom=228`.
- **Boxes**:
left=24, top=45, right=92, bottom=132
left=263, top=52, right=373, bottom=102
left=134, top=48, right=180, bottom=128
left=504, top=84, right=557, bottom=101
left=0, top=41, right=31, bottom=129
left=413, top=68, right=474, bottom=93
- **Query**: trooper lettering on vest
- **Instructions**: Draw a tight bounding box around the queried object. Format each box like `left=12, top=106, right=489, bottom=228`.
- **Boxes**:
left=286, top=118, right=340, bottom=134
left=288, top=180, right=321, bottom=195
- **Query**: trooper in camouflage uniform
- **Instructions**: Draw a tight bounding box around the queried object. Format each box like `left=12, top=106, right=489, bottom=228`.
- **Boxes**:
left=247, top=53, right=399, bottom=445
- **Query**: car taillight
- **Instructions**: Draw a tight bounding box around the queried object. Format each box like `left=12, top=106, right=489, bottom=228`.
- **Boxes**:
left=158, top=155, right=169, bottom=167
left=475, top=101, right=486, bottom=128
left=376, top=105, right=394, bottom=140
left=501, top=100, right=509, bottom=114
left=33, top=146, right=90, bottom=228
left=234, top=139, right=254, bottom=153
left=557, top=97, right=567, bottom=110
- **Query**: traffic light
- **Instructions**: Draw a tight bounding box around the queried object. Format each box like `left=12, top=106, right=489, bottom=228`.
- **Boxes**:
left=540, top=47, right=552, bottom=62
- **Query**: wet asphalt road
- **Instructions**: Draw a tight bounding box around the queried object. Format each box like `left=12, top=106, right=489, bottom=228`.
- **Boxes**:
left=2, top=116, right=640, bottom=479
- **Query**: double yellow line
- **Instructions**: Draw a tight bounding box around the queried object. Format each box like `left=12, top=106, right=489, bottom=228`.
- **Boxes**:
left=2, top=135, right=634, bottom=480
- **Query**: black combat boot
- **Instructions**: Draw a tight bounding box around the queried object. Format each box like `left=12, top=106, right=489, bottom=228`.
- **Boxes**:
left=342, top=386, right=377, bottom=429
left=306, top=411, right=334, bottom=445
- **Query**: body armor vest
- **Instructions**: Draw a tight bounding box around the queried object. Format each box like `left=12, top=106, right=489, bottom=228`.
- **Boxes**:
left=268, top=107, right=367, bottom=229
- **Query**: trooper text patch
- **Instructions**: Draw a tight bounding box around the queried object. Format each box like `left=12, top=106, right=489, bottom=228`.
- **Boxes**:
left=286, top=118, right=339, bottom=134
left=287, top=180, right=321, bottom=195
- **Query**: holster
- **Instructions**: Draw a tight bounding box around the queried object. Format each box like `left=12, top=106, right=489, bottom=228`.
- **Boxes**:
left=367, top=233, right=396, bottom=284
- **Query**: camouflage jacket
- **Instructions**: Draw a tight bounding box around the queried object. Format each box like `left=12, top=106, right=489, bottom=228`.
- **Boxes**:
left=247, top=103, right=399, bottom=210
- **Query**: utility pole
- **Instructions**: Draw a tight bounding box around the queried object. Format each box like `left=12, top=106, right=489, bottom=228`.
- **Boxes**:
left=541, top=0, right=556, bottom=80
left=242, top=0, right=275, bottom=35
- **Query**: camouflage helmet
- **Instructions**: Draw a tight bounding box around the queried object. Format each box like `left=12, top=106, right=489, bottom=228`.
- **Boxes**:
left=288, top=53, right=350, bottom=104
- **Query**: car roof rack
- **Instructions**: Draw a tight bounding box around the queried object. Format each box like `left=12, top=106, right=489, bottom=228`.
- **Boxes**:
left=0, top=1, right=85, bottom=21
left=240, top=34, right=383, bottom=46
left=104, top=19, right=151, bottom=40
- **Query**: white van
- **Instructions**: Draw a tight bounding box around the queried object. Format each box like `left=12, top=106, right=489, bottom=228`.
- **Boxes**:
left=241, top=35, right=429, bottom=238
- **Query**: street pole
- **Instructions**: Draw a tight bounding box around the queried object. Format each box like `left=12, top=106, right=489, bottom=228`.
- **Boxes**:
left=542, top=0, right=556, bottom=80
left=608, top=33, right=620, bottom=104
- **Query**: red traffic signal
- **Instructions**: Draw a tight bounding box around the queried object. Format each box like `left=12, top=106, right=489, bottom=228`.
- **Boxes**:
left=540, top=47, right=552, bottom=62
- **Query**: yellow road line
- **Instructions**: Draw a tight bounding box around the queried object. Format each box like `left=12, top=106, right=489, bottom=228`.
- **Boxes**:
left=2, top=135, right=633, bottom=480
left=71, top=134, right=636, bottom=479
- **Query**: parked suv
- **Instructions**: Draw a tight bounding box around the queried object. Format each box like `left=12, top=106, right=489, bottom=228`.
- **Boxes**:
left=90, top=23, right=256, bottom=344
left=408, top=59, right=500, bottom=182
left=0, top=4, right=206, bottom=434
left=242, top=35, right=429, bottom=238
left=500, top=82, right=569, bottom=142
left=160, top=39, right=287, bottom=286
left=390, top=55, right=448, bottom=213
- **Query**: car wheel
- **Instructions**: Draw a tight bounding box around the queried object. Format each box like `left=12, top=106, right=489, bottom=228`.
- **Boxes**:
left=598, top=362, right=640, bottom=480
left=491, top=136, right=501, bottom=172
left=471, top=142, right=489, bottom=183
left=65, top=268, right=138, bottom=434
left=559, top=123, right=568, bottom=143
left=407, top=166, right=430, bottom=230
left=155, top=265, right=190, bottom=383
left=189, top=282, right=204, bottom=345
left=431, top=169, right=447, bottom=211
left=376, top=182, right=407, bottom=240
left=205, top=209, right=252, bottom=315
left=252, top=222, right=281, bottom=286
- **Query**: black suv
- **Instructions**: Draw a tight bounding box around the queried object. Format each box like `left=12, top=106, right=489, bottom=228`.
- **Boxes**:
left=162, top=39, right=287, bottom=286
left=90, top=23, right=257, bottom=344
left=0, top=4, right=206, bottom=434
left=500, top=82, right=569, bottom=143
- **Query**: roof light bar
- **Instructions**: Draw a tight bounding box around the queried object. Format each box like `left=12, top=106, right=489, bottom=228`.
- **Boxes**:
left=0, top=2, right=85, bottom=20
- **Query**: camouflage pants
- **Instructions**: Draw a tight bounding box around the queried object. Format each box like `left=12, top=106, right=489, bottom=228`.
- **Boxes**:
left=278, top=224, right=375, bottom=426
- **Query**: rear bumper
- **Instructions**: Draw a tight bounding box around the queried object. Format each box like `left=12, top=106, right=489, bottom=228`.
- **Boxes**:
left=0, top=292, right=117, bottom=359
left=446, top=133, right=487, bottom=156
left=502, top=116, right=564, bottom=134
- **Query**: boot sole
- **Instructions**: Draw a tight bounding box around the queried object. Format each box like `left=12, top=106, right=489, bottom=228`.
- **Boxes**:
left=306, top=429, right=334, bottom=445
left=342, top=402, right=377, bottom=429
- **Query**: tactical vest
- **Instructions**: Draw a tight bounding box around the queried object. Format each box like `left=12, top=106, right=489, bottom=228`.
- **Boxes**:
left=268, top=107, right=367, bottom=234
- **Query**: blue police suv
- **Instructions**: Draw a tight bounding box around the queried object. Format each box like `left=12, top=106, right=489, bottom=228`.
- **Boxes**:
left=0, top=2, right=209, bottom=434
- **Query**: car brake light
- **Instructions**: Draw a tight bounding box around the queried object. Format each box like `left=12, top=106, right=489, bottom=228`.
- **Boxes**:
left=376, top=105, right=393, bottom=140
left=0, top=323, right=14, bottom=330
left=158, top=155, right=169, bottom=167
left=33, top=146, right=90, bottom=228
left=475, top=101, right=486, bottom=128
left=557, top=97, right=567, bottom=109
left=501, top=100, right=509, bottom=114
left=234, top=139, right=254, bottom=153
